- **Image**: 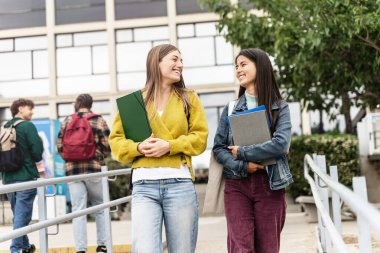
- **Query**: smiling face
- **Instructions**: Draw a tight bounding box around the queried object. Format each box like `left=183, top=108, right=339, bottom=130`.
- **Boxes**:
left=235, top=55, right=257, bottom=89
left=159, top=50, right=183, bottom=86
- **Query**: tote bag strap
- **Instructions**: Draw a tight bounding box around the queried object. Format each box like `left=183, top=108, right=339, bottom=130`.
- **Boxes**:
left=228, top=100, right=236, bottom=116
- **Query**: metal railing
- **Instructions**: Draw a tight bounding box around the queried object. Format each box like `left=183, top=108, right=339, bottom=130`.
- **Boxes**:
left=0, top=167, right=132, bottom=253
left=304, top=154, right=380, bottom=253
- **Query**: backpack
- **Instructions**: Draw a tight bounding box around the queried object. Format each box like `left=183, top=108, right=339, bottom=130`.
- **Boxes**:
left=61, top=113, right=99, bottom=161
left=0, top=120, right=24, bottom=172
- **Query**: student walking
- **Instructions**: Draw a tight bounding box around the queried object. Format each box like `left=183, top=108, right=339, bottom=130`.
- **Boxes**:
left=213, top=48, right=293, bottom=253
left=57, top=94, right=111, bottom=253
left=109, top=44, right=208, bottom=253
left=1, top=98, right=43, bottom=253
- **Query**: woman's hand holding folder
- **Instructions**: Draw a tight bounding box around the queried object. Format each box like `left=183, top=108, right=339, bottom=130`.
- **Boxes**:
left=228, top=145, right=264, bottom=173
left=138, top=134, right=170, bottom=158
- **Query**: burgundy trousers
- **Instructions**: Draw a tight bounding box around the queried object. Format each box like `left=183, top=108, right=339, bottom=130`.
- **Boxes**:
left=224, top=170, right=286, bottom=253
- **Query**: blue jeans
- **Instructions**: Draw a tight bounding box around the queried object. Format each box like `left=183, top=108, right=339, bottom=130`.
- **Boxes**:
left=132, top=178, right=198, bottom=253
left=68, top=179, right=107, bottom=251
left=7, top=187, right=37, bottom=253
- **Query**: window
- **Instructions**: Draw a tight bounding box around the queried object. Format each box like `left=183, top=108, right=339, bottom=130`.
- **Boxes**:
left=115, top=0, right=167, bottom=20
left=0, top=0, right=45, bottom=30
left=56, top=31, right=110, bottom=95
left=199, top=92, right=236, bottom=148
left=57, top=100, right=112, bottom=126
left=116, top=26, right=169, bottom=91
left=0, top=36, right=49, bottom=98
left=177, top=22, right=235, bottom=86
left=55, top=0, right=105, bottom=25
left=176, top=0, right=208, bottom=15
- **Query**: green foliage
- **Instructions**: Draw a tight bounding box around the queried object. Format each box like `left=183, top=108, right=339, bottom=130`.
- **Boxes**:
left=105, top=158, right=131, bottom=205
left=287, top=134, right=360, bottom=198
left=199, top=0, right=380, bottom=133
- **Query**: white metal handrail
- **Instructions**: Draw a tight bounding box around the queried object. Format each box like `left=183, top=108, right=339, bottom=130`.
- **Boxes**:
left=0, top=196, right=131, bottom=242
left=0, top=167, right=132, bottom=253
left=305, top=154, right=380, bottom=237
left=304, top=156, right=348, bottom=253
left=0, top=168, right=131, bottom=195
left=304, top=154, right=380, bottom=253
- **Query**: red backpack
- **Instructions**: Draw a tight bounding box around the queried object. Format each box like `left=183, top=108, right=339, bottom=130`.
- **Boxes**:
left=61, top=113, right=99, bottom=161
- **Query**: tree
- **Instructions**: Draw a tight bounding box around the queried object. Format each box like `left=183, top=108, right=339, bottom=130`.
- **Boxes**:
left=200, top=0, right=380, bottom=133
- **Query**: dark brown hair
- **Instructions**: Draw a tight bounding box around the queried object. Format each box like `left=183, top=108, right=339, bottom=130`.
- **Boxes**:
left=143, top=44, right=190, bottom=118
left=74, top=94, right=93, bottom=112
left=235, top=48, right=282, bottom=122
left=10, top=98, right=35, bottom=117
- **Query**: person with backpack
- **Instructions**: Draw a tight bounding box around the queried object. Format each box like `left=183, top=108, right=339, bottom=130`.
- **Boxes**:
left=57, top=94, right=111, bottom=253
left=213, top=48, right=293, bottom=253
left=0, top=98, right=43, bottom=253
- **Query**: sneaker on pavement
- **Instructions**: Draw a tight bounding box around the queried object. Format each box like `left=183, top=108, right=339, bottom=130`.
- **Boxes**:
left=22, top=244, right=36, bottom=253
left=96, top=245, right=107, bottom=253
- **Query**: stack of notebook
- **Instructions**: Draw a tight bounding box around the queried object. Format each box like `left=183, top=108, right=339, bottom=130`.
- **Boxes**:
left=228, top=105, right=276, bottom=165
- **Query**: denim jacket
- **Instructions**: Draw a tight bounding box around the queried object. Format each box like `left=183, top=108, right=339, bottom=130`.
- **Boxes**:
left=212, top=95, right=293, bottom=190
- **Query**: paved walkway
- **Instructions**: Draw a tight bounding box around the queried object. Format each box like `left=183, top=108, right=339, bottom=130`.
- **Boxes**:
left=0, top=213, right=365, bottom=253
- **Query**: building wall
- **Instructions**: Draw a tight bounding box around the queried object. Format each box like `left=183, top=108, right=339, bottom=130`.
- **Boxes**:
left=0, top=0, right=302, bottom=149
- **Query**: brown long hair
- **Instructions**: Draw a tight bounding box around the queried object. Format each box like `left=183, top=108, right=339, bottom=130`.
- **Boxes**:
left=235, top=48, right=282, bottom=122
left=143, top=44, right=190, bottom=117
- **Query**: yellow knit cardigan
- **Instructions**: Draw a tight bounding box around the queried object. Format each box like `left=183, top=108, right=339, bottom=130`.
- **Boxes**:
left=109, top=90, right=208, bottom=180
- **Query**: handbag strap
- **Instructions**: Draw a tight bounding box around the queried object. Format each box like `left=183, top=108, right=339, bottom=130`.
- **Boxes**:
left=228, top=100, right=236, bottom=116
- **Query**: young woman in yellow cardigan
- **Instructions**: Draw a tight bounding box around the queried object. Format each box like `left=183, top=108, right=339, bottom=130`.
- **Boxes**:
left=109, top=44, right=208, bottom=253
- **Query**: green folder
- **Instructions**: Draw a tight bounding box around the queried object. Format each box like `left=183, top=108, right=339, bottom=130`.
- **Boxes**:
left=116, top=90, right=152, bottom=142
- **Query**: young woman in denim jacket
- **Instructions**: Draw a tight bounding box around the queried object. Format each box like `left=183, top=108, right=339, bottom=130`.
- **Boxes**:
left=213, top=48, right=293, bottom=253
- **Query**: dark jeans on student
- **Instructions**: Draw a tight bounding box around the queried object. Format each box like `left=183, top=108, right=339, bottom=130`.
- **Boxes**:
left=7, top=187, right=37, bottom=253
left=224, top=170, right=286, bottom=253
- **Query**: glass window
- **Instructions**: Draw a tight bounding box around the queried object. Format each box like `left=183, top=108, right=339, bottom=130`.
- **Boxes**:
left=0, top=107, right=12, bottom=122
left=117, top=42, right=151, bottom=72
left=57, top=75, right=110, bottom=95
left=74, top=31, right=107, bottom=46
left=55, top=0, right=105, bottom=25
left=199, top=92, right=236, bottom=148
left=57, top=47, right=92, bottom=77
left=117, top=72, right=146, bottom=91
left=92, top=46, right=109, bottom=74
left=177, top=22, right=235, bottom=87
left=0, top=79, right=49, bottom=98
left=177, top=24, right=195, bottom=38
left=115, top=0, right=167, bottom=20
left=116, top=30, right=133, bottom=43
left=176, top=0, right=208, bottom=15
left=0, top=36, right=49, bottom=98
left=33, top=104, right=50, bottom=119
left=33, top=50, right=49, bottom=78
left=195, top=22, right=217, bottom=37
left=56, top=31, right=109, bottom=95
left=116, top=26, right=169, bottom=91
left=0, top=39, right=13, bottom=52
left=0, top=0, right=46, bottom=30
left=178, top=37, right=215, bottom=67
left=15, top=36, right=47, bottom=51
left=56, top=34, right=73, bottom=48
left=0, top=52, right=32, bottom=81
left=57, top=100, right=111, bottom=126
left=134, top=27, right=169, bottom=42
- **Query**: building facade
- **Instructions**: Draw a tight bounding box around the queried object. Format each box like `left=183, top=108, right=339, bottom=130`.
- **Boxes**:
left=0, top=0, right=306, bottom=152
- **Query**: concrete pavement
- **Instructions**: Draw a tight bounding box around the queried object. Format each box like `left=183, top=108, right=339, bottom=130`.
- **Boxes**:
left=1, top=211, right=368, bottom=253
left=1, top=183, right=378, bottom=252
